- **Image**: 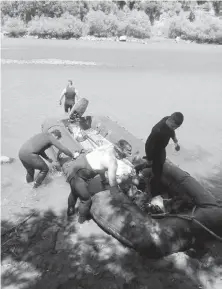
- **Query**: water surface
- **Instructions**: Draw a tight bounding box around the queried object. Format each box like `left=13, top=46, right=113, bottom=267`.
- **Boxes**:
left=1, top=38, right=222, bottom=220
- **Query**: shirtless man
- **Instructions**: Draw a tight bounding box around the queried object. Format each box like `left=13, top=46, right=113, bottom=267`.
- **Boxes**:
left=19, top=130, right=74, bottom=188
left=61, top=139, right=132, bottom=224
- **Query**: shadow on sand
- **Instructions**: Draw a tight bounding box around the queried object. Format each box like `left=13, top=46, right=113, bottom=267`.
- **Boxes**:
left=1, top=169, right=222, bottom=289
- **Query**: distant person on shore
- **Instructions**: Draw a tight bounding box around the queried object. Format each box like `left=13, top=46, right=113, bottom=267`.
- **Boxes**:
left=60, top=139, right=132, bottom=224
left=19, top=130, right=74, bottom=189
left=135, top=112, right=184, bottom=196
left=59, top=80, right=79, bottom=113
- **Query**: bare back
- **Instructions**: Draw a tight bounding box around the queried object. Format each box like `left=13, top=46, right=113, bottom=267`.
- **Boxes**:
left=85, top=144, right=135, bottom=187
left=85, top=144, right=116, bottom=173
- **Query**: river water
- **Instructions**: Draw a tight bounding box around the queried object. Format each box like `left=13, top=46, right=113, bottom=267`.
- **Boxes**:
left=1, top=38, right=222, bottom=220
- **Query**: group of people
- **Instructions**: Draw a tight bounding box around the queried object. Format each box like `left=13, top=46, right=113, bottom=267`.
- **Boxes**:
left=18, top=79, right=79, bottom=189
left=18, top=79, right=184, bottom=224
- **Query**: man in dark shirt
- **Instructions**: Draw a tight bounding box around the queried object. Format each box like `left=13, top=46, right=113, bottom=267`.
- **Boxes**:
left=142, top=112, right=184, bottom=196
left=19, top=130, right=74, bottom=189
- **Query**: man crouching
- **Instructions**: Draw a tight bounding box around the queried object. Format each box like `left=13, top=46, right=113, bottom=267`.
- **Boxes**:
left=60, top=139, right=132, bottom=224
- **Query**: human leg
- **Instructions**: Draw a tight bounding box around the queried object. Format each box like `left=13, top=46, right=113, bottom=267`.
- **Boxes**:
left=28, top=154, right=49, bottom=188
left=150, top=150, right=166, bottom=197
left=67, top=184, right=78, bottom=217
left=20, top=159, right=35, bottom=183
left=64, top=102, right=73, bottom=113
left=70, top=176, right=92, bottom=223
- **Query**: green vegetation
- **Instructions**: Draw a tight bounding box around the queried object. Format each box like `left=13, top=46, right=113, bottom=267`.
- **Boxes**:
left=1, top=1, right=222, bottom=44
left=168, top=13, right=222, bottom=44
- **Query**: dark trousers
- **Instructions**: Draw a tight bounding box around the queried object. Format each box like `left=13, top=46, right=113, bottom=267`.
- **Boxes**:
left=68, top=176, right=92, bottom=218
left=19, top=152, right=49, bottom=187
left=64, top=101, right=74, bottom=113
left=134, top=149, right=166, bottom=196
left=149, top=149, right=166, bottom=196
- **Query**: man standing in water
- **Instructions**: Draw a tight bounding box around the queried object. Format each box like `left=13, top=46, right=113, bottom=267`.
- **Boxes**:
left=61, top=139, right=132, bottom=224
left=59, top=80, right=79, bottom=113
left=19, top=130, right=74, bottom=189
left=137, top=112, right=184, bottom=196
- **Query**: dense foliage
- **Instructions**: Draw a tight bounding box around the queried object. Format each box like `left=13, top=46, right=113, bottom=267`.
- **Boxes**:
left=1, top=1, right=222, bottom=44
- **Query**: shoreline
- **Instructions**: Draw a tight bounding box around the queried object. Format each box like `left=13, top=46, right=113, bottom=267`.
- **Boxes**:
left=0, top=33, right=177, bottom=43
left=2, top=35, right=222, bottom=56
left=2, top=33, right=221, bottom=47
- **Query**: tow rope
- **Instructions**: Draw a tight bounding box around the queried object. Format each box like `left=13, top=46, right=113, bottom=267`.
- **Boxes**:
left=151, top=205, right=222, bottom=242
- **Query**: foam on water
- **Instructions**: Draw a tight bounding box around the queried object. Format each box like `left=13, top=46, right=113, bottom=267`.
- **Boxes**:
left=1, top=58, right=102, bottom=66
left=1, top=58, right=133, bottom=68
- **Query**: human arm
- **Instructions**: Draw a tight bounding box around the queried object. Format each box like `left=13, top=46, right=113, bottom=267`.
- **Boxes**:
left=75, top=89, right=80, bottom=102
left=100, top=172, right=109, bottom=188
left=145, top=131, right=158, bottom=166
left=49, top=135, right=74, bottom=158
left=100, top=172, right=107, bottom=183
left=59, top=88, right=66, bottom=105
left=107, top=157, right=118, bottom=187
left=172, top=134, right=180, bottom=151
left=39, top=150, right=52, bottom=162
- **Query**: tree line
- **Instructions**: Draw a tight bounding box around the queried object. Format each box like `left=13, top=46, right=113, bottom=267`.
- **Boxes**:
left=1, top=1, right=222, bottom=44
left=1, top=1, right=221, bottom=24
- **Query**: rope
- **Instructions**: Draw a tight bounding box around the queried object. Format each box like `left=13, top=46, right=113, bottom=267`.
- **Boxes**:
left=81, top=133, right=222, bottom=242
left=191, top=205, right=196, bottom=220
left=151, top=206, right=222, bottom=242
left=198, top=203, right=222, bottom=208
left=64, top=122, right=222, bottom=243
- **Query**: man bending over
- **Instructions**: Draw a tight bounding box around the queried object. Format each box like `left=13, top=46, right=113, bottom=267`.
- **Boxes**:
left=19, top=130, right=74, bottom=189
left=61, top=139, right=132, bottom=224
